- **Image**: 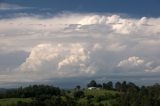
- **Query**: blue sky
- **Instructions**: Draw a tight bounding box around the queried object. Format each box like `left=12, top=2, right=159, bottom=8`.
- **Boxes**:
left=1, top=0, right=160, bottom=17
left=0, top=0, right=160, bottom=88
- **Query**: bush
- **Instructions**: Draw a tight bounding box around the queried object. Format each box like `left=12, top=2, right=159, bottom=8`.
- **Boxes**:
left=74, top=91, right=84, bottom=98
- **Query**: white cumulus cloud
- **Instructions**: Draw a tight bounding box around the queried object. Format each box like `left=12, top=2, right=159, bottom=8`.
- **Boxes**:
left=58, top=44, right=90, bottom=70
left=117, top=56, right=144, bottom=67
left=0, top=13, right=160, bottom=85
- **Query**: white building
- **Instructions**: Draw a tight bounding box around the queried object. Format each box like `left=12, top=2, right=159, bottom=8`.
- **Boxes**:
left=88, top=87, right=100, bottom=90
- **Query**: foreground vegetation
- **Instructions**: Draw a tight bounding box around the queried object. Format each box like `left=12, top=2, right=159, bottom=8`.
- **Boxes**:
left=0, top=80, right=160, bottom=106
left=0, top=98, right=32, bottom=106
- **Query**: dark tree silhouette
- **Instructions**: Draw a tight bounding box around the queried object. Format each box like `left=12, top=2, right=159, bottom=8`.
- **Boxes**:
left=87, top=80, right=97, bottom=87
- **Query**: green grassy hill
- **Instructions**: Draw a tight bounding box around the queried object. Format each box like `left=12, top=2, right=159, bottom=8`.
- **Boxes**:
left=0, top=89, right=120, bottom=106
left=0, top=98, right=33, bottom=106
left=83, top=89, right=119, bottom=106
left=84, top=89, right=118, bottom=96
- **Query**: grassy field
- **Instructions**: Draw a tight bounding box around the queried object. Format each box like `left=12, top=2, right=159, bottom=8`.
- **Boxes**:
left=0, top=89, right=119, bottom=106
left=0, top=98, right=33, bottom=106
left=83, top=89, right=119, bottom=106
left=84, top=89, right=119, bottom=96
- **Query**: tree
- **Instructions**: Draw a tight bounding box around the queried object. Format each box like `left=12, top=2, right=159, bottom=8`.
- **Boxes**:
left=127, top=82, right=139, bottom=92
left=115, top=81, right=121, bottom=91
left=96, top=84, right=102, bottom=88
left=107, top=81, right=113, bottom=90
left=103, top=81, right=113, bottom=90
left=75, top=85, right=81, bottom=90
left=122, top=81, right=127, bottom=92
left=73, top=91, right=84, bottom=98
left=87, top=80, right=97, bottom=87
left=103, top=83, right=107, bottom=89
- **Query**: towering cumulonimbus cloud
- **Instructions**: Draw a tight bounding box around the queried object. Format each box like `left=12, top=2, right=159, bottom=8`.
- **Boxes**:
left=17, top=43, right=95, bottom=79
left=0, top=13, right=160, bottom=85
left=58, top=44, right=90, bottom=70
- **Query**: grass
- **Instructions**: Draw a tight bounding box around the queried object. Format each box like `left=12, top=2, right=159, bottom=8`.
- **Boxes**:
left=66, top=88, right=119, bottom=98
left=0, top=98, right=33, bottom=106
left=84, top=89, right=118, bottom=97
left=0, top=89, right=119, bottom=106
left=84, top=89, right=120, bottom=106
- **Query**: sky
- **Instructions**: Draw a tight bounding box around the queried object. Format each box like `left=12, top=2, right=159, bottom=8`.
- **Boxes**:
left=0, top=0, right=160, bottom=88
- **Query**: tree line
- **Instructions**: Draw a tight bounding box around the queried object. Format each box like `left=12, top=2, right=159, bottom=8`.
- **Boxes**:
left=87, top=80, right=139, bottom=92
left=0, top=81, right=160, bottom=106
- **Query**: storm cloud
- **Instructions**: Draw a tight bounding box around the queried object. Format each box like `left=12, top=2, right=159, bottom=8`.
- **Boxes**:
left=0, top=13, right=160, bottom=87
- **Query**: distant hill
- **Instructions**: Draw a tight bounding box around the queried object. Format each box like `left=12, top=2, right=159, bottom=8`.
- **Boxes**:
left=0, top=88, right=8, bottom=94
